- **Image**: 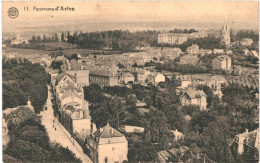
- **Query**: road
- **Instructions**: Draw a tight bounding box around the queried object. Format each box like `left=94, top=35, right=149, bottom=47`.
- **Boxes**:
left=40, top=85, right=92, bottom=163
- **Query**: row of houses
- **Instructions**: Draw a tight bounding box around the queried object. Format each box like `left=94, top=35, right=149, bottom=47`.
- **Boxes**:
left=171, top=74, right=228, bottom=110
left=59, top=58, right=166, bottom=88
left=51, top=71, right=91, bottom=140
left=51, top=70, right=129, bottom=163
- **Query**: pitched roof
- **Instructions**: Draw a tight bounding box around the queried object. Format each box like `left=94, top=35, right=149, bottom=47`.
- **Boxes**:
left=61, top=90, right=81, bottom=100
left=60, top=83, right=82, bottom=93
left=92, top=123, right=127, bottom=144
left=70, top=59, right=84, bottom=70
left=216, top=55, right=231, bottom=61
left=55, top=72, right=75, bottom=84
left=90, top=68, right=116, bottom=77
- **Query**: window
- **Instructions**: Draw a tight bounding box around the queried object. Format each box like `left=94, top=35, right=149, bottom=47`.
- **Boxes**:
left=104, top=157, right=108, bottom=163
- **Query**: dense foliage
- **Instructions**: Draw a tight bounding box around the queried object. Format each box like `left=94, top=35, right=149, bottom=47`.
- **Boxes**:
left=169, top=28, right=198, bottom=34
left=231, top=29, right=259, bottom=42
left=29, top=34, right=59, bottom=43
left=64, top=30, right=158, bottom=52
left=2, top=58, right=48, bottom=113
left=3, top=107, right=81, bottom=162
left=50, top=60, right=63, bottom=70
left=85, top=80, right=258, bottom=162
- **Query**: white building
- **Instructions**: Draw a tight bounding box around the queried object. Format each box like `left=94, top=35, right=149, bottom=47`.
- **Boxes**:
left=170, top=129, right=184, bottom=142
left=186, top=44, right=199, bottom=55
left=86, top=123, right=128, bottom=163
left=181, top=90, right=207, bottom=110
left=213, top=49, right=225, bottom=54
left=212, top=55, right=232, bottom=71
left=122, top=125, right=144, bottom=133
left=240, top=38, right=254, bottom=46
left=147, top=73, right=165, bottom=85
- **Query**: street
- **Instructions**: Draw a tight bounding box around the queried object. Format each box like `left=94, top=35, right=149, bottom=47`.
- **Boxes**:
left=40, top=85, right=92, bottom=163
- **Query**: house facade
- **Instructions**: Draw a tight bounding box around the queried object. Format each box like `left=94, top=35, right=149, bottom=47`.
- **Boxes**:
left=186, top=44, right=199, bottom=55
left=119, top=72, right=135, bottom=84
left=181, top=90, right=207, bottom=110
left=86, top=123, right=128, bottom=163
left=212, top=55, right=232, bottom=71
left=54, top=72, right=91, bottom=140
left=179, top=55, right=198, bottom=65
left=90, top=70, right=119, bottom=88
left=147, top=73, right=165, bottom=85
left=66, top=69, right=90, bottom=87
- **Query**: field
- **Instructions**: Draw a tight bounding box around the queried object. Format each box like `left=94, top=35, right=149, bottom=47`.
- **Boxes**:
left=3, top=47, right=49, bottom=55
left=36, top=42, right=78, bottom=49
left=3, top=47, right=122, bottom=58
left=61, top=48, right=122, bottom=57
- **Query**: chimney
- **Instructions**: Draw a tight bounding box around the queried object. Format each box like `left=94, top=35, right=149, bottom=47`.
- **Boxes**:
left=79, top=110, right=83, bottom=119
left=68, top=62, right=71, bottom=70
left=111, top=128, right=114, bottom=134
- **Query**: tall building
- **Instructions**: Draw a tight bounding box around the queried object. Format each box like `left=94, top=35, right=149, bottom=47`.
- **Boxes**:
left=220, top=24, right=230, bottom=46
left=158, top=31, right=207, bottom=45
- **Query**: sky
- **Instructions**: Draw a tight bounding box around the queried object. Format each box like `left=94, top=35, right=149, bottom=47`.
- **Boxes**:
left=2, top=1, right=259, bottom=33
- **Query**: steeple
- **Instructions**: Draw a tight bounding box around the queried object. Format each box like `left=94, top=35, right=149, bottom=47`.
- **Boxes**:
left=27, top=96, right=31, bottom=106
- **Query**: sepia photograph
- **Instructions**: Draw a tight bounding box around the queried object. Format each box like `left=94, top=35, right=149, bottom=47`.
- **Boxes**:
left=2, top=1, right=259, bottom=162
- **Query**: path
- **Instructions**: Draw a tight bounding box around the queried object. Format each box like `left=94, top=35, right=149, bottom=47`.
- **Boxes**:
left=40, top=85, right=92, bottom=163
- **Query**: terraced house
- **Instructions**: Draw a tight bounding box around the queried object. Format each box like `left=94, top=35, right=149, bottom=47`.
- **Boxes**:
left=53, top=72, right=91, bottom=140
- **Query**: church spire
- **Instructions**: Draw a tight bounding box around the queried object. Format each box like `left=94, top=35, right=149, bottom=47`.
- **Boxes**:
left=27, top=96, right=31, bottom=106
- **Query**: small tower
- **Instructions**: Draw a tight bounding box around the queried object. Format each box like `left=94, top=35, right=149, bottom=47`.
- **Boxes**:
left=27, top=96, right=34, bottom=112
left=27, top=96, right=32, bottom=106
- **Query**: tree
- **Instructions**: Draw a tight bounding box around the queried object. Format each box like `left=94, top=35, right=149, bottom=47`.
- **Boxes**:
left=3, top=58, right=48, bottom=113
left=4, top=107, right=81, bottom=162
left=222, top=83, right=249, bottom=106
left=50, top=61, right=63, bottom=69
left=126, top=94, right=137, bottom=109
left=201, top=117, right=233, bottom=162
left=61, top=32, right=65, bottom=42
left=190, top=110, right=216, bottom=133
left=54, top=34, right=59, bottom=42
left=128, top=140, right=157, bottom=162
left=145, top=109, right=170, bottom=149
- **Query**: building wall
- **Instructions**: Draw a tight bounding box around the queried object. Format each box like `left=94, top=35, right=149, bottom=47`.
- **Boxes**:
left=66, top=70, right=90, bottom=87
left=182, top=95, right=207, bottom=110
left=73, top=118, right=91, bottom=135
left=123, top=76, right=135, bottom=84
left=190, top=98, right=198, bottom=105
left=181, top=80, right=191, bottom=87
left=60, top=97, right=83, bottom=108
left=90, top=74, right=110, bottom=87
left=212, top=59, right=225, bottom=70
left=226, top=58, right=231, bottom=70
left=200, top=96, right=207, bottom=110
left=155, top=74, right=165, bottom=83
left=98, top=142, right=128, bottom=163
left=86, top=138, right=99, bottom=163
left=109, top=76, right=119, bottom=86
left=181, top=96, right=191, bottom=106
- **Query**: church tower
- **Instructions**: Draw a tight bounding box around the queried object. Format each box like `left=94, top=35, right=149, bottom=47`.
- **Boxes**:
left=220, top=24, right=230, bottom=47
